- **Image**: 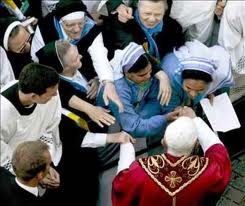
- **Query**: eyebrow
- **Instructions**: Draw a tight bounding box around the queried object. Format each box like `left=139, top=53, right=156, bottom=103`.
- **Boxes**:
left=185, top=85, right=204, bottom=92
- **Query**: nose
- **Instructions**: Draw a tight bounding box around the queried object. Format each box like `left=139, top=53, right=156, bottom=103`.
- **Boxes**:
left=73, top=24, right=82, bottom=33
left=145, top=72, right=151, bottom=80
left=148, top=15, right=156, bottom=22
left=188, top=90, right=197, bottom=99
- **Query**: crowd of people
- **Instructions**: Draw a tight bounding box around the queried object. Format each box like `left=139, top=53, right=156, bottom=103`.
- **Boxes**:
left=0, top=0, right=244, bottom=205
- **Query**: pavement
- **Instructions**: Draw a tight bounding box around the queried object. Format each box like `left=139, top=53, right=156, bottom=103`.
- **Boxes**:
left=217, top=151, right=245, bottom=206
left=217, top=96, right=245, bottom=206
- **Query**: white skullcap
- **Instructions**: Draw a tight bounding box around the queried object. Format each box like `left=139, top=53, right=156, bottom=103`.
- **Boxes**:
left=164, top=116, right=198, bottom=156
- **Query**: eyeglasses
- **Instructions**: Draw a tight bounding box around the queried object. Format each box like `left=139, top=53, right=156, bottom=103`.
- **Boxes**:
left=18, top=34, right=32, bottom=53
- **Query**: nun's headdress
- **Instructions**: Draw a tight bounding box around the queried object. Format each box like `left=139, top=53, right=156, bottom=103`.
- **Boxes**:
left=180, top=57, right=217, bottom=76
left=36, top=41, right=64, bottom=73
left=120, top=42, right=146, bottom=72
left=0, top=17, right=22, bottom=51
left=55, top=0, right=87, bottom=21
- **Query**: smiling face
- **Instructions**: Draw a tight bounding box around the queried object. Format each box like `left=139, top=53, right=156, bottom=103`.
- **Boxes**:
left=125, top=62, right=152, bottom=85
left=182, top=79, right=208, bottom=99
left=138, top=0, right=165, bottom=28
left=62, top=45, right=82, bottom=75
left=61, top=18, right=85, bottom=40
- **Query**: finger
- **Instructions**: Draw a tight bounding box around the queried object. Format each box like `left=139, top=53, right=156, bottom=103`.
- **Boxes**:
left=101, top=113, right=116, bottom=124
left=87, top=90, right=97, bottom=99
left=103, top=94, right=109, bottom=106
left=95, top=120, right=104, bottom=128
left=130, top=137, right=136, bottom=144
left=87, top=79, right=94, bottom=84
left=118, top=15, right=128, bottom=23
left=157, top=88, right=162, bottom=102
left=102, top=108, right=111, bottom=113
left=164, top=88, right=172, bottom=106
left=160, top=90, right=168, bottom=105
left=115, top=100, right=124, bottom=113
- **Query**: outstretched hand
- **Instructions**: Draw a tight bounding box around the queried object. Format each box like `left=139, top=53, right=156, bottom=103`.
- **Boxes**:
left=106, top=131, right=136, bottom=144
left=116, top=4, right=134, bottom=23
left=155, top=71, right=172, bottom=106
left=103, top=82, right=124, bottom=113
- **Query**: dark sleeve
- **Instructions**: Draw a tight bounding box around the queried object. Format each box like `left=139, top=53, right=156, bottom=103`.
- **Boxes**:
left=165, top=16, right=185, bottom=50
left=156, top=16, right=185, bottom=57
left=58, top=79, right=87, bottom=109
left=58, top=79, right=108, bottom=133
left=26, top=0, right=42, bottom=19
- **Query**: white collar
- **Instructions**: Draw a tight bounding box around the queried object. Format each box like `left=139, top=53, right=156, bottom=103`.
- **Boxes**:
left=15, top=177, right=39, bottom=197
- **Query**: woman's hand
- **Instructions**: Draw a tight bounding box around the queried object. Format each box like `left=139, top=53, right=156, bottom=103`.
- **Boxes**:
left=155, top=71, right=172, bottom=106
left=87, top=105, right=116, bottom=128
left=87, top=78, right=100, bottom=99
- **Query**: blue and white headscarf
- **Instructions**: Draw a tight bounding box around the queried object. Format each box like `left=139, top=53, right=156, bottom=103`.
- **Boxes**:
left=120, top=42, right=146, bottom=72
left=174, top=40, right=234, bottom=95
left=134, top=9, right=163, bottom=61
left=54, top=14, right=95, bottom=45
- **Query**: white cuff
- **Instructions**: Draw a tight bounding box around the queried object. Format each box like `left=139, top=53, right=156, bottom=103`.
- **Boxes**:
left=117, top=143, right=135, bottom=174
left=81, top=132, right=107, bottom=148
left=193, top=117, right=223, bottom=153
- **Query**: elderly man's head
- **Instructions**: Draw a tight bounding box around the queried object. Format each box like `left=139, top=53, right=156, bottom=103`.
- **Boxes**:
left=12, top=141, right=51, bottom=182
left=137, top=0, right=168, bottom=28
left=162, top=116, right=198, bottom=157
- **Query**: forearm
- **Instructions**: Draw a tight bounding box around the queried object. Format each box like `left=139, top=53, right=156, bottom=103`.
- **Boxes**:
left=68, top=95, right=94, bottom=114
left=81, top=132, right=107, bottom=148
left=120, top=114, right=166, bottom=138
left=193, top=117, right=222, bottom=153
left=117, top=142, right=135, bottom=174
left=88, top=33, right=114, bottom=81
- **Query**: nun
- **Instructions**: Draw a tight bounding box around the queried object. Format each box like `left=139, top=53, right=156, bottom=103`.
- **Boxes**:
left=161, top=40, right=234, bottom=112
left=31, top=0, right=124, bottom=112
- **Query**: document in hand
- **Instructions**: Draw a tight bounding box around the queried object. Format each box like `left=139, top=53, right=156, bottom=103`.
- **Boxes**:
left=200, top=93, right=241, bottom=132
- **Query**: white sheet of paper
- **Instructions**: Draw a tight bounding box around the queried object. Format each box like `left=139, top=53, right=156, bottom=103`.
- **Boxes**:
left=200, top=93, right=241, bottom=132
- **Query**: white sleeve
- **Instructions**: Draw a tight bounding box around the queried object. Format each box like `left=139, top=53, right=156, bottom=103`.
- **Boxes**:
left=0, top=47, right=15, bottom=89
left=0, top=96, right=18, bottom=174
left=81, top=132, right=107, bottom=148
left=87, top=33, right=114, bottom=81
left=193, top=117, right=223, bottom=153
left=0, top=139, right=14, bottom=174
left=30, top=26, right=45, bottom=62
left=117, top=143, right=135, bottom=174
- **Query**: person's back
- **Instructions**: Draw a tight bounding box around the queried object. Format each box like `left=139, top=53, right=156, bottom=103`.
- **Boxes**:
left=112, top=109, right=231, bottom=206
left=0, top=63, right=61, bottom=172
left=0, top=141, right=53, bottom=206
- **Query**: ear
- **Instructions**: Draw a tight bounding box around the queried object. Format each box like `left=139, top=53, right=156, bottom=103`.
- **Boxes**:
left=36, top=171, right=45, bottom=181
left=30, top=93, right=39, bottom=101
left=161, top=137, right=166, bottom=147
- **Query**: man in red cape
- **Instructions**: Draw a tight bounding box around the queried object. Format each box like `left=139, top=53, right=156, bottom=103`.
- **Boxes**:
left=112, top=107, right=231, bottom=206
